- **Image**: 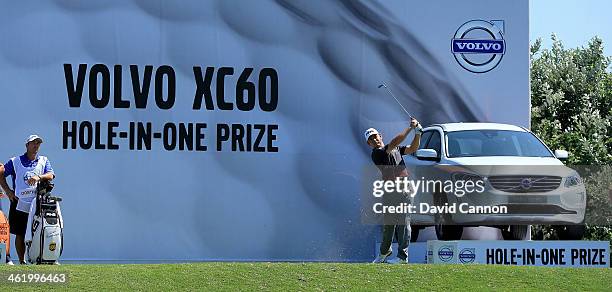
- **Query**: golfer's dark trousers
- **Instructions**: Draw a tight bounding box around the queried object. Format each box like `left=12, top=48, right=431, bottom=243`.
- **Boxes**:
left=380, top=216, right=411, bottom=260
left=379, top=192, right=411, bottom=260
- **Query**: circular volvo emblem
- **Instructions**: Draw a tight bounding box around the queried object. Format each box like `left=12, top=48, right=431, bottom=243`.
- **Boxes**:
left=459, top=248, right=476, bottom=264
left=451, top=20, right=506, bottom=73
left=520, top=178, right=533, bottom=190
left=438, top=246, right=454, bottom=262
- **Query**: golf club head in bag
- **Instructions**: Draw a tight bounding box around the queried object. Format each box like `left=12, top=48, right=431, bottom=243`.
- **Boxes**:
left=36, top=180, right=54, bottom=196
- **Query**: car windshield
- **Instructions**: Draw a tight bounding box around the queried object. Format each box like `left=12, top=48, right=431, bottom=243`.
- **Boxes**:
left=446, top=130, right=554, bottom=158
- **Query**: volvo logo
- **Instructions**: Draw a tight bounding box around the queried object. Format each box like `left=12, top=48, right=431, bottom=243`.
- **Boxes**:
left=520, top=178, right=533, bottom=190
left=459, top=248, right=476, bottom=263
left=452, top=20, right=506, bottom=73
left=438, top=246, right=454, bottom=262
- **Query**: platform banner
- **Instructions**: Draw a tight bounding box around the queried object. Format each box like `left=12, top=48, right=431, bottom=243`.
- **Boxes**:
left=427, top=240, right=609, bottom=267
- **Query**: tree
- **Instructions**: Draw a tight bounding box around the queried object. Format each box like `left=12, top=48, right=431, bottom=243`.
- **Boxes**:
left=531, top=35, right=611, bottom=165
left=530, top=35, right=612, bottom=242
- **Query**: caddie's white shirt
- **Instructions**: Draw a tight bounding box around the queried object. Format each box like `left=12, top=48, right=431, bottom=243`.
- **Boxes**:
left=12, top=155, right=47, bottom=212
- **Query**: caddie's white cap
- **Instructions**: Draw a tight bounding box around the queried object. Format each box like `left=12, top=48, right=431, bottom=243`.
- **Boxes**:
left=364, top=128, right=379, bottom=142
left=26, top=134, right=43, bottom=144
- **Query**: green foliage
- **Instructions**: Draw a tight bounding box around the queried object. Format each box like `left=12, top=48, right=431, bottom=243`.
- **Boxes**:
left=530, top=35, right=611, bottom=165
left=583, top=166, right=612, bottom=225
left=582, top=166, right=612, bottom=251
left=530, top=35, right=612, bottom=242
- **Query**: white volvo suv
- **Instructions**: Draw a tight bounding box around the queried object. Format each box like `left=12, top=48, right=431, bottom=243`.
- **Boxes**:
left=406, top=123, right=586, bottom=241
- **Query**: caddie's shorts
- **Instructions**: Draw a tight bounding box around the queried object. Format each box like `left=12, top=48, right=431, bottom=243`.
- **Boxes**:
left=9, top=199, right=29, bottom=237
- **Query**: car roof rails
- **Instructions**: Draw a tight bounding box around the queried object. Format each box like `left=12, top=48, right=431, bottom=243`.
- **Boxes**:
left=427, top=124, right=447, bottom=131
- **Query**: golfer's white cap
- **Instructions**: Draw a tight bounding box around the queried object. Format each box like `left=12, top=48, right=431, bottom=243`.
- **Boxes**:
left=26, top=134, right=43, bottom=144
left=364, top=128, right=379, bottom=142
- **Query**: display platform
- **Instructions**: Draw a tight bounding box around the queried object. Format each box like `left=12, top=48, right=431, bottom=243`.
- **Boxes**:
left=377, top=241, right=609, bottom=267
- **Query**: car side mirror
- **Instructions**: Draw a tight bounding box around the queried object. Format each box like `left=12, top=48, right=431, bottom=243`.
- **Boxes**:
left=554, top=150, right=569, bottom=160
left=416, top=149, right=439, bottom=161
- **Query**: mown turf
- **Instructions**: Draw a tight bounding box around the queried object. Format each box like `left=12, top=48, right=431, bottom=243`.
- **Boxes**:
left=0, top=263, right=610, bottom=291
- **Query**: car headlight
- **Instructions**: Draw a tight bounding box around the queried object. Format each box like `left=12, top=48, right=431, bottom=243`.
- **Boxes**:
left=564, top=172, right=583, bottom=188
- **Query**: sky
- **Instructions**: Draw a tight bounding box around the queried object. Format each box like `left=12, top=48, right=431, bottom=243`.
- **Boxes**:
left=530, top=0, right=612, bottom=56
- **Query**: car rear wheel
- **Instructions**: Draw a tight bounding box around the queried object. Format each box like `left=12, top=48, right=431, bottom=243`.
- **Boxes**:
left=500, top=225, right=529, bottom=240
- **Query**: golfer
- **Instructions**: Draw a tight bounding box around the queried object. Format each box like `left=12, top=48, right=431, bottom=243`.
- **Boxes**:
left=365, top=118, right=421, bottom=264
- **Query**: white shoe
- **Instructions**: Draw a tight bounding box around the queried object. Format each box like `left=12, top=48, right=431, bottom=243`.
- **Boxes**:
left=372, top=250, right=392, bottom=263
left=387, top=257, right=409, bottom=264
left=6, top=260, right=14, bottom=265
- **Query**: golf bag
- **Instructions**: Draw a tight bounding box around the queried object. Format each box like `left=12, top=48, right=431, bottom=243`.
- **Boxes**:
left=26, top=181, right=63, bottom=264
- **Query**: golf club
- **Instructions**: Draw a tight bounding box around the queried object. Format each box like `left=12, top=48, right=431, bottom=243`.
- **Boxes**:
left=377, top=82, right=414, bottom=119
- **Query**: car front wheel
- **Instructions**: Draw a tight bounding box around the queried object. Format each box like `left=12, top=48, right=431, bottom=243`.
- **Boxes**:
left=556, top=225, right=586, bottom=240
left=435, top=225, right=463, bottom=240
left=410, top=227, right=421, bottom=242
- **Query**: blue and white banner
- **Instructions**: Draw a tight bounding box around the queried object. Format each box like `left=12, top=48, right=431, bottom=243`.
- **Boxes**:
left=427, top=240, right=610, bottom=268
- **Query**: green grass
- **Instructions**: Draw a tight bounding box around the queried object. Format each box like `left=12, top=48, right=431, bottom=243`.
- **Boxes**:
left=0, top=263, right=610, bottom=291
